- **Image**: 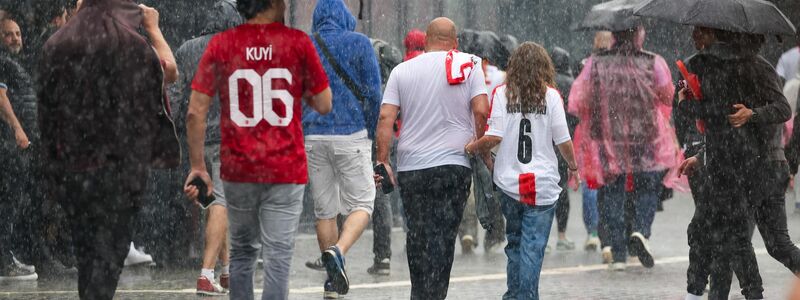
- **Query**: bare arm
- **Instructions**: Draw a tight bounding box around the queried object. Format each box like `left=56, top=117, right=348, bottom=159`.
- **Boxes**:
left=305, top=87, right=333, bottom=115
left=557, top=140, right=579, bottom=186
left=183, top=90, right=212, bottom=200
left=471, top=94, right=490, bottom=139
left=376, top=104, right=399, bottom=164
left=556, top=140, right=578, bottom=170
left=0, top=89, right=28, bottom=149
left=465, top=134, right=501, bottom=171
left=467, top=135, right=502, bottom=155
left=141, top=4, right=178, bottom=84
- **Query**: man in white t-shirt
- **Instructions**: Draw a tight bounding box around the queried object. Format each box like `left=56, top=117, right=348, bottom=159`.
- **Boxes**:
left=375, top=17, right=489, bottom=300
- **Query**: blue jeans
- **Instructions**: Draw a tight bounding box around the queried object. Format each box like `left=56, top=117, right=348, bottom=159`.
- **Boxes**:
left=224, top=182, right=304, bottom=300
left=598, top=171, right=660, bottom=263
left=581, top=183, right=599, bottom=234
left=501, top=192, right=556, bottom=300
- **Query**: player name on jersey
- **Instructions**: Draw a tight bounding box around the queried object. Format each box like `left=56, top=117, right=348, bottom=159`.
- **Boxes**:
left=246, top=45, right=274, bottom=61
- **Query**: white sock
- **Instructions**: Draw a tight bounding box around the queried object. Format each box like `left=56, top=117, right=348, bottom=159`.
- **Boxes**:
left=221, top=264, right=230, bottom=275
left=684, top=293, right=702, bottom=300
left=201, top=268, right=215, bottom=280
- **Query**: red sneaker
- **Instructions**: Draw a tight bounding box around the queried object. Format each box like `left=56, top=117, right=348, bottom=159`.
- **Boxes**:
left=196, top=275, right=227, bottom=296
left=219, top=273, right=230, bottom=290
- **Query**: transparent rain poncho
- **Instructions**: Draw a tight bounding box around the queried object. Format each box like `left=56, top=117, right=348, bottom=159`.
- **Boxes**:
left=568, top=31, right=679, bottom=189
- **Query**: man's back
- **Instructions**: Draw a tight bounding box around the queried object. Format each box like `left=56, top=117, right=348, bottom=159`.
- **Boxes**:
left=38, top=0, right=163, bottom=179
left=382, top=51, right=486, bottom=172
left=304, top=0, right=382, bottom=138
left=191, top=22, right=329, bottom=184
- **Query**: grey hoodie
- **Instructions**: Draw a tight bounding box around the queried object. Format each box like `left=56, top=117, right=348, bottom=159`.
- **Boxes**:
left=168, top=0, right=243, bottom=146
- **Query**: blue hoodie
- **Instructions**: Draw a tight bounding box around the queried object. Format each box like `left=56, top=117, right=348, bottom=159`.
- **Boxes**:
left=304, top=0, right=382, bottom=139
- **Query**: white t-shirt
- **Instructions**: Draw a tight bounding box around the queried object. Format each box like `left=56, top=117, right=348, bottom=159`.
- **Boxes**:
left=382, top=51, right=488, bottom=172
left=486, top=86, right=571, bottom=206
left=777, top=47, right=799, bottom=81
left=485, top=65, right=506, bottom=96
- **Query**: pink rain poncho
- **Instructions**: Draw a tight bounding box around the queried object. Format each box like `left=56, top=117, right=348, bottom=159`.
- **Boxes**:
left=568, top=35, right=679, bottom=189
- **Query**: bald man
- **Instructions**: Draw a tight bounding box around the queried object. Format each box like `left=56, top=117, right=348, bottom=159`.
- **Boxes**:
left=375, top=17, right=490, bottom=300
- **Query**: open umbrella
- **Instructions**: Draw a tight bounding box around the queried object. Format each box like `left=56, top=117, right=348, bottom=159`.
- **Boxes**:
left=458, top=29, right=511, bottom=70
left=633, top=0, right=796, bottom=35
left=575, top=0, right=644, bottom=32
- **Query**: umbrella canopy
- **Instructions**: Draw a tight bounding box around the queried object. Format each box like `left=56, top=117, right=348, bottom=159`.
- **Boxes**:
left=458, top=29, right=512, bottom=70
left=633, top=0, right=796, bottom=35
left=575, top=0, right=644, bottom=32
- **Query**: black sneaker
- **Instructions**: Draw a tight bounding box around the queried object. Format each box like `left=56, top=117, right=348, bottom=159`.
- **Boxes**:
left=305, top=257, right=325, bottom=271
left=629, top=232, right=654, bottom=268
left=366, top=258, right=390, bottom=276
left=0, top=262, right=38, bottom=281
left=322, top=246, right=349, bottom=295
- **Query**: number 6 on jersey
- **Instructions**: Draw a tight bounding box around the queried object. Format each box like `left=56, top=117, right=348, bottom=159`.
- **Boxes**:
left=518, top=118, right=532, bottom=163
left=228, top=68, right=293, bottom=127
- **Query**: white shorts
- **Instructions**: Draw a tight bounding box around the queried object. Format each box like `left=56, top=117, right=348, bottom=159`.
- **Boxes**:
left=305, top=130, right=375, bottom=219
left=204, top=144, right=226, bottom=208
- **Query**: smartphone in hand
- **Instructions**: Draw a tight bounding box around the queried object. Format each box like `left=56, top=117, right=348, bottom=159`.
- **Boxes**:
left=190, top=177, right=216, bottom=209
left=374, top=163, right=394, bottom=195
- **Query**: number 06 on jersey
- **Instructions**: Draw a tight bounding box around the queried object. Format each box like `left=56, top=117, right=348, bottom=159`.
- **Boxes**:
left=229, top=68, right=293, bottom=128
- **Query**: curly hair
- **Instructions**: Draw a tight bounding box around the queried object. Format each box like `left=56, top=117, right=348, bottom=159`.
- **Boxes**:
left=504, top=42, right=556, bottom=114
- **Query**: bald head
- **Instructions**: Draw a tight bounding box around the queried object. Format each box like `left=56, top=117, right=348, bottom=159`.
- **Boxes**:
left=425, top=17, right=458, bottom=52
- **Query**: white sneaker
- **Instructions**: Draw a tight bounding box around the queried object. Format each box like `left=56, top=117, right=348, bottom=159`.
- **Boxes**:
left=601, top=246, right=613, bottom=264
left=12, top=256, right=35, bottom=273
left=684, top=293, right=703, bottom=300
left=609, top=262, right=626, bottom=271
left=124, top=242, right=153, bottom=267
left=585, top=236, right=601, bottom=251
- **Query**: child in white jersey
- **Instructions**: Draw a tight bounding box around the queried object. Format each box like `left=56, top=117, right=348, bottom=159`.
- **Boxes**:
left=466, top=42, right=579, bottom=300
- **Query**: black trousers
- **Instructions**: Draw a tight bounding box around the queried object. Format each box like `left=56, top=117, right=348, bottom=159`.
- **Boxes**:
left=686, top=166, right=736, bottom=300
left=699, top=161, right=800, bottom=298
left=399, top=165, right=471, bottom=300
left=372, top=189, right=393, bottom=262
left=749, top=161, right=800, bottom=273
left=55, top=164, right=142, bottom=300
left=686, top=163, right=764, bottom=300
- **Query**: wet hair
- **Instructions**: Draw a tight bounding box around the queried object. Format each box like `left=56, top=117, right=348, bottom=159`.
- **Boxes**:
left=504, top=42, right=556, bottom=114
left=236, top=0, right=275, bottom=19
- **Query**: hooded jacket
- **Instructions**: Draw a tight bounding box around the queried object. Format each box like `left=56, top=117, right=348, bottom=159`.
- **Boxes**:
left=680, top=42, right=791, bottom=175
left=305, top=0, right=382, bottom=139
left=38, top=0, right=172, bottom=192
left=169, top=0, right=242, bottom=146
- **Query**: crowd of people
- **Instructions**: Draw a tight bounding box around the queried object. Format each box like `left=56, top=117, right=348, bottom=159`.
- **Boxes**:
left=1, top=0, right=800, bottom=300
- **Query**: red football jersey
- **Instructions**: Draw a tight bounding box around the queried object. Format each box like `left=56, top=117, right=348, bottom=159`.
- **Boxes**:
left=192, top=22, right=329, bottom=184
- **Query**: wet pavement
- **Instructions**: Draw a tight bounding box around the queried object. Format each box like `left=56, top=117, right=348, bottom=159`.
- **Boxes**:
left=3, top=190, right=800, bottom=299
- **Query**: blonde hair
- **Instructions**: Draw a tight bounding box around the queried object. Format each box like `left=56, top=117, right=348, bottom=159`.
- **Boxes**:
left=504, top=42, right=556, bottom=114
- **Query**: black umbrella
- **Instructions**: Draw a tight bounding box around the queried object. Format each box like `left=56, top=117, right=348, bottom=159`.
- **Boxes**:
left=575, top=0, right=644, bottom=32
left=458, top=29, right=512, bottom=70
left=633, top=0, right=796, bottom=35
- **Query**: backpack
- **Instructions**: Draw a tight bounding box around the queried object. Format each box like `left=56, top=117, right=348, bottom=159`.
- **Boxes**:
left=370, top=39, right=402, bottom=87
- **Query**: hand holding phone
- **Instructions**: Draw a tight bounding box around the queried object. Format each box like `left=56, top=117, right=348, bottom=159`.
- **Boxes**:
left=190, top=177, right=216, bottom=209
left=184, top=170, right=215, bottom=209
left=374, top=163, right=395, bottom=194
